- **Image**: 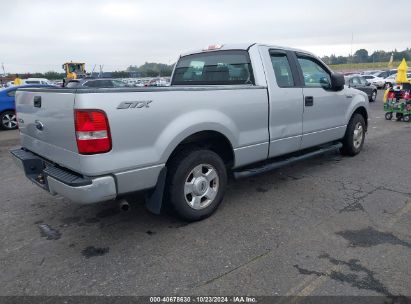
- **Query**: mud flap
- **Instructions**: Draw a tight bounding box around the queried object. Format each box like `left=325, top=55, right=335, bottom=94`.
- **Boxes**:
left=145, top=167, right=167, bottom=215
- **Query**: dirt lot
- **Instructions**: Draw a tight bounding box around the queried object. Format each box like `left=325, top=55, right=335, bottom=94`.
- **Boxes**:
left=0, top=91, right=410, bottom=300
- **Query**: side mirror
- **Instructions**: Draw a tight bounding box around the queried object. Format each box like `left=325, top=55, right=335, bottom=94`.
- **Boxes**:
left=366, top=82, right=371, bottom=86
left=330, top=73, right=345, bottom=91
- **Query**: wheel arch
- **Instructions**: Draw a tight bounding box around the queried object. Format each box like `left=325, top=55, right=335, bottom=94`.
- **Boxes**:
left=166, top=130, right=235, bottom=168
left=0, top=108, right=15, bottom=115
left=352, top=106, right=368, bottom=131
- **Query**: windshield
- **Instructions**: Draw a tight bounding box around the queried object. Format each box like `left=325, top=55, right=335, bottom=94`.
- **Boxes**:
left=172, top=50, right=254, bottom=85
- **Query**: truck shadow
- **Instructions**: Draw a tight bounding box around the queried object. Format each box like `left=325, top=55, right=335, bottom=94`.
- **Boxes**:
left=46, top=150, right=347, bottom=251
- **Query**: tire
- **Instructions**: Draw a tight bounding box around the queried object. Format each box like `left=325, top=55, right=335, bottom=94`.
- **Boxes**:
left=0, top=111, right=18, bottom=130
left=341, top=113, right=366, bottom=156
left=369, top=90, right=377, bottom=102
left=166, top=148, right=227, bottom=221
left=403, top=115, right=410, bottom=122
left=385, top=112, right=393, bottom=120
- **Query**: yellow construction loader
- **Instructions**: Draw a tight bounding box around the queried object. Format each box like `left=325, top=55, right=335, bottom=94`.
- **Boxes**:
left=62, top=62, right=86, bottom=85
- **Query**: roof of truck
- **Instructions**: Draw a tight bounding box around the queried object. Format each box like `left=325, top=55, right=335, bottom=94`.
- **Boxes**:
left=180, top=43, right=315, bottom=57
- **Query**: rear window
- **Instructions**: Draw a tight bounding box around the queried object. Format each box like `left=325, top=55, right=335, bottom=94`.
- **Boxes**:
left=83, top=80, right=113, bottom=88
left=66, top=81, right=80, bottom=88
left=172, top=50, right=254, bottom=85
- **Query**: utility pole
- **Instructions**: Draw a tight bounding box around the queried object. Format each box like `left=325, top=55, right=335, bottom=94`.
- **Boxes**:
left=1, top=62, right=6, bottom=76
left=91, top=64, right=96, bottom=77
left=99, top=65, right=104, bottom=78
left=350, top=32, right=354, bottom=65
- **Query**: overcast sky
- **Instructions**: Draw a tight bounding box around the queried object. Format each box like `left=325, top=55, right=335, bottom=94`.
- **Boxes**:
left=1, top=0, right=410, bottom=73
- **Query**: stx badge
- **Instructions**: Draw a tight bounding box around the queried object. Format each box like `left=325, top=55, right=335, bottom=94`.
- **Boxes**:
left=117, top=100, right=152, bottom=109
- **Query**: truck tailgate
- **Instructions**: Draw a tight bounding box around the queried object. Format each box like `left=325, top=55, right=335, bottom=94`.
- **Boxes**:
left=16, top=89, right=81, bottom=171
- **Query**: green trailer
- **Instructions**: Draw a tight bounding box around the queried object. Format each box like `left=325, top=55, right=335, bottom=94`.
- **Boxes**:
left=384, top=90, right=411, bottom=122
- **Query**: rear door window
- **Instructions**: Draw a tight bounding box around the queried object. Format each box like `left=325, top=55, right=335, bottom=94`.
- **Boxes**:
left=270, top=53, right=295, bottom=87
left=172, top=50, right=254, bottom=85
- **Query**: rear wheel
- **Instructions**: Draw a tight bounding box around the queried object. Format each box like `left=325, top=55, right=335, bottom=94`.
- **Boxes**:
left=166, top=148, right=227, bottom=221
left=341, top=113, right=366, bottom=156
left=403, top=115, right=410, bottom=122
left=0, top=111, right=17, bottom=130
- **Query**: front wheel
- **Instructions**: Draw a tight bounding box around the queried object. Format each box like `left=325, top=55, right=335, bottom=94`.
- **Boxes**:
left=341, top=114, right=366, bottom=156
left=403, top=115, right=410, bottom=122
left=385, top=112, right=393, bottom=120
left=166, top=148, right=227, bottom=221
left=369, top=90, right=377, bottom=102
left=0, top=111, right=18, bottom=130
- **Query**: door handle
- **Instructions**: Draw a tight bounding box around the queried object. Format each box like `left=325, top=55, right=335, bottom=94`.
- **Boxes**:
left=305, top=96, right=314, bottom=106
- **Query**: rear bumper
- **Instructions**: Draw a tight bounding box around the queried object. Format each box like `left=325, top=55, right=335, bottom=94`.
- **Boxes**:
left=47, top=175, right=116, bottom=204
left=10, top=148, right=116, bottom=204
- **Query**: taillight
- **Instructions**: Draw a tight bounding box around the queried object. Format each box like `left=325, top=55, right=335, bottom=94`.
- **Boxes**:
left=74, top=110, right=111, bottom=154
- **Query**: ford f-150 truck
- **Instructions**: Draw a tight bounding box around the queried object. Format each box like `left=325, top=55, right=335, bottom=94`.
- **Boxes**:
left=11, top=43, right=369, bottom=221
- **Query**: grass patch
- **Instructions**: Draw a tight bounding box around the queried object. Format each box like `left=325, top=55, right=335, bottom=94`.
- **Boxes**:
left=329, top=61, right=400, bottom=72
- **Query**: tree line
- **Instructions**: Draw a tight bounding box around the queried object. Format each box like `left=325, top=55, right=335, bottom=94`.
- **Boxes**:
left=17, top=62, right=175, bottom=80
left=322, top=48, right=411, bottom=65
left=14, top=48, right=411, bottom=80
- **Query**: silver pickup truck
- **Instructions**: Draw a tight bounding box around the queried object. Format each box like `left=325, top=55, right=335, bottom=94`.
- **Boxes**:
left=11, top=43, right=369, bottom=221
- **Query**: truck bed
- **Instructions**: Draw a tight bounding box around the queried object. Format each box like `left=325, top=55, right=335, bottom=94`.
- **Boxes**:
left=16, top=85, right=269, bottom=194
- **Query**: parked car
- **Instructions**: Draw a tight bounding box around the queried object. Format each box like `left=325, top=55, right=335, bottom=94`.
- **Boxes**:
left=24, top=78, right=52, bottom=85
left=383, top=72, right=411, bottom=88
left=361, top=74, right=385, bottom=88
left=11, top=43, right=369, bottom=221
left=372, top=69, right=397, bottom=79
left=360, top=70, right=381, bottom=75
left=66, top=78, right=129, bottom=88
left=384, top=74, right=397, bottom=88
left=143, top=77, right=171, bottom=87
left=134, top=79, right=146, bottom=87
left=345, top=75, right=377, bottom=102
left=0, top=84, right=56, bottom=130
